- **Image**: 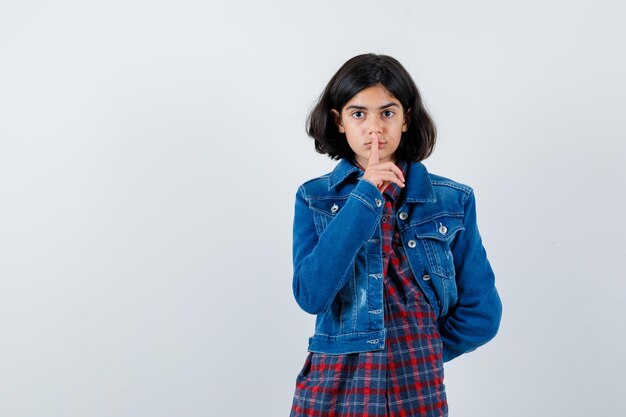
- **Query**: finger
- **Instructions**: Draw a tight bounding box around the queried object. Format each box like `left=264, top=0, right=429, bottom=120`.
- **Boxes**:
left=370, top=167, right=405, bottom=186
left=370, top=172, right=405, bottom=188
left=376, top=162, right=405, bottom=183
left=383, top=176, right=405, bottom=188
left=378, top=180, right=400, bottom=193
left=368, top=133, right=379, bottom=167
left=392, top=177, right=405, bottom=187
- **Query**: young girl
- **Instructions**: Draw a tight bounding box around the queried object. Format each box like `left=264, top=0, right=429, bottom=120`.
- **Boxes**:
left=289, top=54, right=502, bottom=417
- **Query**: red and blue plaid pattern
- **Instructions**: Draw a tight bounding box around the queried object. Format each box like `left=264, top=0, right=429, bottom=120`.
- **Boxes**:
left=290, top=161, right=448, bottom=416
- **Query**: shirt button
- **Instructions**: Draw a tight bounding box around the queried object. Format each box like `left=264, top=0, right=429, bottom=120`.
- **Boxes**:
left=438, top=224, right=448, bottom=235
left=399, top=211, right=408, bottom=220
left=407, top=239, right=416, bottom=248
left=375, top=198, right=382, bottom=207
left=422, top=274, right=431, bottom=281
left=381, top=216, right=388, bottom=223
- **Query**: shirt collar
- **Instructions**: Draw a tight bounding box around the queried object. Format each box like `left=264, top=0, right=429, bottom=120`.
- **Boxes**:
left=327, top=157, right=437, bottom=203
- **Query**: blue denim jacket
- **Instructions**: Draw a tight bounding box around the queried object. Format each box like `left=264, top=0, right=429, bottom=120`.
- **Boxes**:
left=291, top=158, right=502, bottom=362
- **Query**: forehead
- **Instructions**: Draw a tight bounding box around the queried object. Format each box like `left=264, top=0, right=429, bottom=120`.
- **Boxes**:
left=343, top=84, right=401, bottom=108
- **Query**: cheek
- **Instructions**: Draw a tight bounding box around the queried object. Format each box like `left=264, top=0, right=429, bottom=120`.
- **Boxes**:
left=344, top=120, right=361, bottom=131
left=344, top=124, right=363, bottom=139
left=344, top=134, right=361, bottom=149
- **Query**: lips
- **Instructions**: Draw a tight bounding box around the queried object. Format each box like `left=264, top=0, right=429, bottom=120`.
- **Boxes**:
left=365, top=142, right=386, bottom=148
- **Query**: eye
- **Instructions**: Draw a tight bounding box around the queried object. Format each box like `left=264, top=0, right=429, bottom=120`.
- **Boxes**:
left=351, top=111, right=365, bottom=119
left=382, top=110, right=395, bottom=118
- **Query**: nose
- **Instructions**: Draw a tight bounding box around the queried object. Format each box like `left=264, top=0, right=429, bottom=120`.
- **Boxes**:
left=367, top=122, right=382, bottom=135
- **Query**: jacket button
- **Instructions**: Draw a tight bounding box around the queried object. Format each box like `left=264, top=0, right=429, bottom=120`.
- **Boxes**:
left=407, top=239, right=416, bottom=248
left=438, top=223, right=448, bottom=234
left=375, top=198, right=382, bottom=207
left=422, top=274, right=431, bottom=281
left=331, top=203, right=339, bottom=213
left=399, top=211, right=408, bottom=220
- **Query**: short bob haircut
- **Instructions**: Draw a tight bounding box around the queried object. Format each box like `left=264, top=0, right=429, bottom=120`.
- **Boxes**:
left=306, top=53, right=436, bottom=162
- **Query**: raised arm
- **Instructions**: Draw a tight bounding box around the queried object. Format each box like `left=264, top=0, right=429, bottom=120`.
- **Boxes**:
left=291, top=178, right=383, bottom=314
left=292, top=134, right=406, bottom=315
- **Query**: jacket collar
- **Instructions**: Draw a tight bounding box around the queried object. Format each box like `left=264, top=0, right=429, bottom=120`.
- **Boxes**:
left=328, top=158, right=436, bottom=203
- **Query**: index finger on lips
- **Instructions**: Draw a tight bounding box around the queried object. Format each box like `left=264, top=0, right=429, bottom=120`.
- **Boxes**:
left=368, top=133, right=379, bottom=167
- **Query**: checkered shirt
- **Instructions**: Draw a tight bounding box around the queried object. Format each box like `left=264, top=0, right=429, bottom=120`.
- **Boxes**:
left=290, top=160, right=448, bottom=416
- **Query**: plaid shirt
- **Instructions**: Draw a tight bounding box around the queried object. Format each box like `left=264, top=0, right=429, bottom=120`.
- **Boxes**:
left=290, top=160, right=448, bottom=417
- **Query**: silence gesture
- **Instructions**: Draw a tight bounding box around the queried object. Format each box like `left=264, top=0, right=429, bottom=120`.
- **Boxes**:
left=362, top=133, right=405, bottom=193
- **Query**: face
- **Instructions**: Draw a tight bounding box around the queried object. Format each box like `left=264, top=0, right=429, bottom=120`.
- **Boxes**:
left=331, top=83, right=409, bottom=169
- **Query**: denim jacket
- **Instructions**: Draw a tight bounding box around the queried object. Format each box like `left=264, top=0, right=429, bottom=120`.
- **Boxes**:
left=291, top=158, right=502, bottom=362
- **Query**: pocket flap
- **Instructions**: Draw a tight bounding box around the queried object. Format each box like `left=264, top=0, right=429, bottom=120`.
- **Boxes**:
left=414, top=214, right=464, bottom=241
left=308, top=197, right=348, bottom=216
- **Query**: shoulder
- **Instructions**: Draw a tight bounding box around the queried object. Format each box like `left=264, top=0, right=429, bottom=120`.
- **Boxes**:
left=424, top=169, right=474, bottom=207
left=429, top=172, right=473, bottom=194
left=295, top=158, right=359, bottom=199
left=294, top=170, right=333, bottom=200
left=296, top=167, right=332, bottom=201
left=300, top=171, right=332, bottom=188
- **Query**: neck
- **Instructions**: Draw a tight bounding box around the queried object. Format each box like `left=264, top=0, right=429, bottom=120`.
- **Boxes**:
left=354, top=158, right=366, bottom=171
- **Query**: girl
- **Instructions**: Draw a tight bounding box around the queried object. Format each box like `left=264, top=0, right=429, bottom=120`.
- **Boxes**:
left=289, top=53, right=502, bottom=417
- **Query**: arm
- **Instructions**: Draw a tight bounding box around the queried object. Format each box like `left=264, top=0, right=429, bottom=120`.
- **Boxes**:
left=438, top=189, right=503, bottom=362
left=291, top=178, right=384, bottom=315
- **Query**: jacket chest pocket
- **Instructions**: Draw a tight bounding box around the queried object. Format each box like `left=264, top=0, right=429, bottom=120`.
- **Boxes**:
left=412, top=214, right=464, bottom=278
left=308, top=197, right=348, bottom=236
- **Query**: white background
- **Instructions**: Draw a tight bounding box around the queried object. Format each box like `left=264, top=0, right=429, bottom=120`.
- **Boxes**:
left=1, top=1, right=625, bottom=416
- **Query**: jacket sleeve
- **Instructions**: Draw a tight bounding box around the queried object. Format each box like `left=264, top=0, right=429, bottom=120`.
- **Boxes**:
left=438, top=189, right=503, bottom=362
left=292, top=178, right=384, bottom=315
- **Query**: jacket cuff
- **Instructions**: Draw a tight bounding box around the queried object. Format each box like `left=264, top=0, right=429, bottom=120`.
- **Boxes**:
left=350, top=178, right=384, bottom=214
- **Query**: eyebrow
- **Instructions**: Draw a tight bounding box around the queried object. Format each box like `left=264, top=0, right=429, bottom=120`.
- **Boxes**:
left=345, top=102, right=400, bottom=111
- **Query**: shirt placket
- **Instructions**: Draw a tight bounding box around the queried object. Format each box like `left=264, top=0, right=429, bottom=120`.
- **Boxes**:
left=381, top=197, right=395, bottom=280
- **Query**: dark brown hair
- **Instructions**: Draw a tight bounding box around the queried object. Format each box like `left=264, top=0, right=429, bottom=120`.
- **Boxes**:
left=306, top=53, right=437, bottom=162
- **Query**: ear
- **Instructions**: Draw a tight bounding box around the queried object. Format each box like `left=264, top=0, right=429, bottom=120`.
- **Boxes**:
left=402, top=108, right=411, bottom=132
left=330, top=109, right=345, bottom=133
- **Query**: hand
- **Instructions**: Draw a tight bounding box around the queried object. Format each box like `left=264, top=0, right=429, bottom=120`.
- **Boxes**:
left=362, top=133, right=405, bottom=193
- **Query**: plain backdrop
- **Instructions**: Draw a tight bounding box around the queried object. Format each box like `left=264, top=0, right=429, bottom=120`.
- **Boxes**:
left=1, top=1, right=625, bottom=416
